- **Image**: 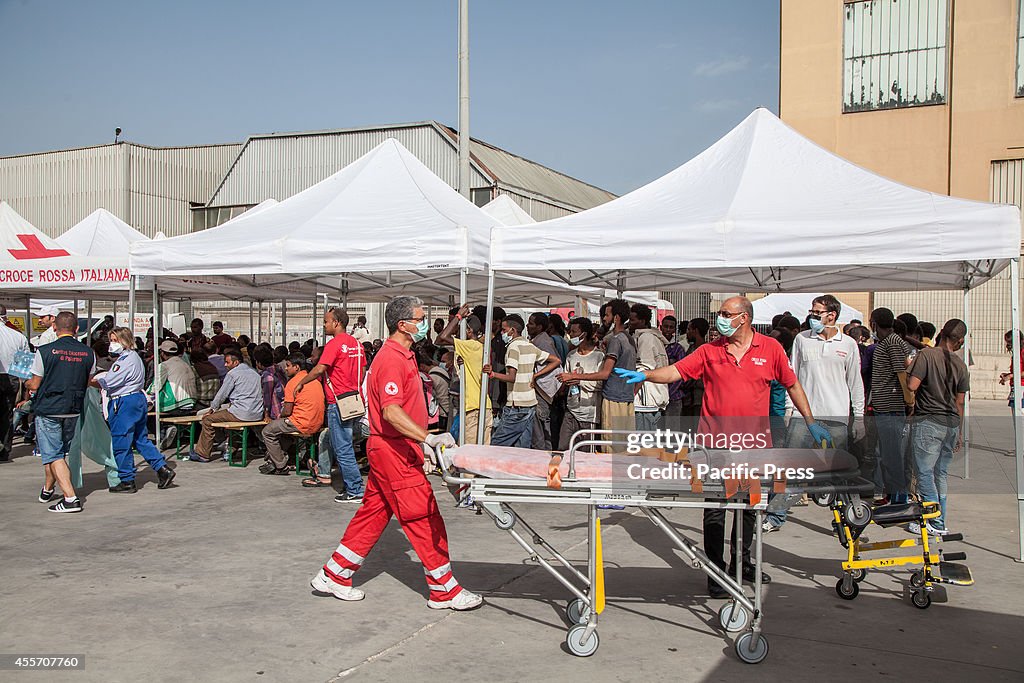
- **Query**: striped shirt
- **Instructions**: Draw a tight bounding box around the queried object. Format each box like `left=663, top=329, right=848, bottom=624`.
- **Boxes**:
left=505, top=338, right=550, bottom=408
left=869, top=333, right=911, bottom=414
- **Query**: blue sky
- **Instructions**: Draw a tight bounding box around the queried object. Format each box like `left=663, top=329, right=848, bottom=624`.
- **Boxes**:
left=0, top=0, right=780, bottom=195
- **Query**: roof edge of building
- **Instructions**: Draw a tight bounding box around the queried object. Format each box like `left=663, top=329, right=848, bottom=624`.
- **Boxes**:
left=0, top=140, right=241, bottom=160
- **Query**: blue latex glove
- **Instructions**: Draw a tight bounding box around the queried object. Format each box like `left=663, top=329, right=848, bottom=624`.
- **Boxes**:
left=807, top=422, right=834, bottom=448
left=613, top=368, right=647, bottom=384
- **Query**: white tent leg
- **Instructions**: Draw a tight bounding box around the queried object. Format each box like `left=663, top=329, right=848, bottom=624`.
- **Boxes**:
left=257, top=301, right=264, bottom=342
left=153, top=281, right=161, bottom=451
left=24, top=296, right=31, bottom=342
left=281, top=299, right=288, bottom=346
left=962, top=287, right=970, bottom=479
left=458, top=268, right=467, bottom=445
left=478, top=269, right=495, bottom=444
left=87, top=300, right=93, bottom=337
left=248, top=301, right=254, bottom=339
left=312, top=294, right=318, bottom=345
left=128, top=275, right=137, bottom=334
left=1011, top=257, right=1024, bottom=562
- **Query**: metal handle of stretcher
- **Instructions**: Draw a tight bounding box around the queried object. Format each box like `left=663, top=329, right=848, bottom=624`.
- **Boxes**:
left=566, top=429, right=714, bottom=479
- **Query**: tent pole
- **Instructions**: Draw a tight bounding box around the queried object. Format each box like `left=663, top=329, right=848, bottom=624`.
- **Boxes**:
left=478, top=268, right=495, bottom=444
left=73, top=298, right=79, bottom=327
left=458, top=268, right=467, bottom=445
left=1011, top=256, right=1024, bottom=562
left=153, top=280, right=161, bottom=452
left=257, top=301, right=263, bottom=342
left=24, top=296, right=31, bottom=342
left=962, top=287, right=970, bottom=479
left=249, top=301, right=254, bottom=339
left=87, top=300, right=93, bottom=338
left=312, top=293, right=318, bottom=345
left=457, top=0, right=470, bottom=200
left=281, top=299, right=288, bottom=346
left=127, top=275, right=137, bottom=334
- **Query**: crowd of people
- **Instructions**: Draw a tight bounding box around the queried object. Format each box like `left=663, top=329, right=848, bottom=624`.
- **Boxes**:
left=0, top=291, right=1003, bottom=590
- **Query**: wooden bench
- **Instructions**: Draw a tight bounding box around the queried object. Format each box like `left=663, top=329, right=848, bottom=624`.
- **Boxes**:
left=211, top=420, right=269, bottom=467
left=160, top=415, right=204, bottom=460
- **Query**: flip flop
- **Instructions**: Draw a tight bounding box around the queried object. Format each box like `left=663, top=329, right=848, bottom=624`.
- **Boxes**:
left=302, top=477, right=332, bottom=488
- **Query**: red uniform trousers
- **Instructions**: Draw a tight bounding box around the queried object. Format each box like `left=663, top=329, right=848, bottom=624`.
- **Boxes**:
left=322, top=439, right=461, bottom=602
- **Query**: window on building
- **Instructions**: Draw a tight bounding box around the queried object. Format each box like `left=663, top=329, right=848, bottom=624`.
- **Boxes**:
left=843, top=0, right=948, bottom=113
left=190, top=205, right=253, bottom=232
left=1017, top=0, right=1024, bottom=97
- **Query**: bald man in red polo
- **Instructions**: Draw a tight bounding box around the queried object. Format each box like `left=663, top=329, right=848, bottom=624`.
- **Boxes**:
left=615, top=296, right=833, bottom=598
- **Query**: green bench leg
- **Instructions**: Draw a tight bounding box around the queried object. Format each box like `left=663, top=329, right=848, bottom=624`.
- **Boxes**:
left=294, top=437, right=314, bottom=476
left=241, top=427, right=249, bottom=468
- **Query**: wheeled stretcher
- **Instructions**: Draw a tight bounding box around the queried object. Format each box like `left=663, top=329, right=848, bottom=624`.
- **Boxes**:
left=437, top=430, right=873, bottom=664
left=824, top=495, right=974, bottom=607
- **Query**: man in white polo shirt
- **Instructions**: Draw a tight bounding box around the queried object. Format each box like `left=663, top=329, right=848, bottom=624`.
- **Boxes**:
left=767, top=294, right=865, bottom=532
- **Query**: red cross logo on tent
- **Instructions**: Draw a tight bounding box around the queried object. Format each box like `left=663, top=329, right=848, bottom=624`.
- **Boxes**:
left=8, top=235, right=69, bottom=260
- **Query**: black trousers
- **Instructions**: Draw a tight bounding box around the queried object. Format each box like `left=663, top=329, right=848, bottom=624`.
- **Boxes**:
left=704, top=508, right=755, bottom=575
left=0, top=374, right=19, bottom=457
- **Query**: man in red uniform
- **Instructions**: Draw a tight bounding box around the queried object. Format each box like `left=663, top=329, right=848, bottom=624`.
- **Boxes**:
left=616, top=296, right=833, bottom=598
left=311, top=296, right=483, bottom=610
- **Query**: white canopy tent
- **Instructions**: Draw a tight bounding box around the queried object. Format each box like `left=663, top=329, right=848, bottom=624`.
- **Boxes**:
left=486, top=108, right=1024, bottom=556
left=482, top=194, right=536, bottom=226
left=752, top=293, right=863, bottom=326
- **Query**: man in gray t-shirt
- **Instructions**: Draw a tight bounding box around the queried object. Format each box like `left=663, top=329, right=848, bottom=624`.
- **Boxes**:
left=906, top=319, right=969, bottom=532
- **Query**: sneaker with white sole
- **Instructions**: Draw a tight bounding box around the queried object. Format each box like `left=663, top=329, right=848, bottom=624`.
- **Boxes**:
left=427, top=588, right=483, bottom=611
left=761, top=521, right=781, bottom=533
left=907, top=521, right=947, bottom=536
left=48, top=498, right=83, bottom=513
left=310, top=569, right=364, bottom=601
left=38, top=488, right=56, bottom=503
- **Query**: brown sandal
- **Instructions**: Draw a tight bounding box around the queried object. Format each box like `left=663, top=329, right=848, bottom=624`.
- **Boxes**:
left=302, top=477, right=332, bottom=488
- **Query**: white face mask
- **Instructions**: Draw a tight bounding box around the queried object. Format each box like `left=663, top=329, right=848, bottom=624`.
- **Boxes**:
left=109, top=342, right=124, bottom=355
left=569, top=335, right=584, bottom=347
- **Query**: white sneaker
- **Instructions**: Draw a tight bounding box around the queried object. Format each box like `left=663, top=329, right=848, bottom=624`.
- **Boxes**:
left=427, top=588, right=483, bottom=611
left=761, top=521, right=781, bottom=533
left=907, top=521, right=947, bottom=536
left=310, top=569, right=365, bottom=601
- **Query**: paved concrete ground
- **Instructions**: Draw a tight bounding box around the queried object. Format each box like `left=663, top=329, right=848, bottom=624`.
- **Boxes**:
left=1, top=400, right=1022, bottom=682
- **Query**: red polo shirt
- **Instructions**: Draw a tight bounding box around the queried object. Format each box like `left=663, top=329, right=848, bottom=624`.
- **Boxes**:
left=319, top=332, right=365, bottom=402
left=367, top=339, right=428, bottom=460
left=674, top=332, right=796, bottom=447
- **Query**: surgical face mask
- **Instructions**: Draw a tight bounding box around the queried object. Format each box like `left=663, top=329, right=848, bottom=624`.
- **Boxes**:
left=108, top=342, right=124, bottom=355
left=569, top=335, right=584, bottom=347
left=809, top=317, right=826, bottom=335
left=501, top=331, right=513, bottom=344
left=405, top=318, right=428, bottom=343
left=715, top=314, right=739, bottom=338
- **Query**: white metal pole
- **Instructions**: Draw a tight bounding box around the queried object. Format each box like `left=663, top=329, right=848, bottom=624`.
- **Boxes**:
left=458, top=268, right=468, bottom=444
left=281, top=299, right=288, bottom=346
left=1010, top=257, right=1024, bottom=562
left=87, top=299, right=93, bottom=339
left=478, top=268, right=495, bottom=444
left=24, top=296, right=31, bottom=342
left=257, top=301, right=264, bottom=341
left=312, top=294, right=318, bottom=345
left=127, top=275, right=137, bottom=334
left=248, top=301, right=254, bottom=339
left=962, top=287, right=970, bottom=479
left=458, top=0, right=471, bottom=200
left=152, top=280, right=161, bottom=449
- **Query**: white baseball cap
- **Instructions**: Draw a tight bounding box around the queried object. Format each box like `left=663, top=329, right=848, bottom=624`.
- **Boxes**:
left=34, top=305, right=60, bottom=317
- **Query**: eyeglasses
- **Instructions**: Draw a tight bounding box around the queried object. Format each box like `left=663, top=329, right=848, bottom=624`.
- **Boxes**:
left=716, top=310, right=745, bottom=319
left=403, top=317, right=426, bottom=323
left=807, top=309, right=829, bottom=320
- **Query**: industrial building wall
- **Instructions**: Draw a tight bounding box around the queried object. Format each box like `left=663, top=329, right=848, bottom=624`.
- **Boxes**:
left=207, top=125, right=492, bottom=208
left=0, top=142, right=240, bottom=237
left=493, top=188, right=577, bottom=221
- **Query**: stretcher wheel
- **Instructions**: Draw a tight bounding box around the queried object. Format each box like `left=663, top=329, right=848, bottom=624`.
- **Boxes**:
left=734, top=632, right=769, bottom=664
left=566, top=598, right=590, bottom=625
left=835, top=577, right=859, bottom=600
left=565, top=624, right=599, bottom=657
left=813, top=492, right=835, bottom=507
left=911, top=590, right=931, bottom=609
left=493, top=507, right=516, bottom=530
left=909, top=571, right=925, bottom=588
left=851, top=568, right=867, bottom=583
left=718, top=602, right=749, bottom=633
left=844, top=500, right=872, bottom=527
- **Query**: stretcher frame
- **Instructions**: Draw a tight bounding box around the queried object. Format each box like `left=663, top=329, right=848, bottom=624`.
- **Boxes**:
left=439, top=429, right=872, bottom=664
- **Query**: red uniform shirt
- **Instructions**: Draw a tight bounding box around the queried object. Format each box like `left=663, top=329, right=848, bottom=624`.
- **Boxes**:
left=367, top=339, right=428, bottom=459
left=319, top=332, right=365, bottom=403
left=674, top=332, right=796, bottom=448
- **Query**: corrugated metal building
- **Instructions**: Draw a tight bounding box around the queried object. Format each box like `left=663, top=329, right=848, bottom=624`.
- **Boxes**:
left=0, top=142, right=242, bottom=238
left=195, top=121, right=616, bottom=229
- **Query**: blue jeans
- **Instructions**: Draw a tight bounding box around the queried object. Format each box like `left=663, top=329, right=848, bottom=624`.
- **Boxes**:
left=875, top=412, right=908, bottom=503
left=911, top=419, right=958, bottom=529
left=36, top=415, right=79, bottom=465
left=108, top=393, right=166, bottom=482
left=327, top=408, right=363, bottom=496
left=491, top=406, right=535, bottom=448
left=766, top=420, right=850, bottom=527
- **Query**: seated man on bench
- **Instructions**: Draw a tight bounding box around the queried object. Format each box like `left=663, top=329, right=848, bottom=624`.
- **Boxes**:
left=260, top=352, right=326, bottom=475
left=151, top=339, right=198, bottom=449
left=189, top=348, right=264, bottom=462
